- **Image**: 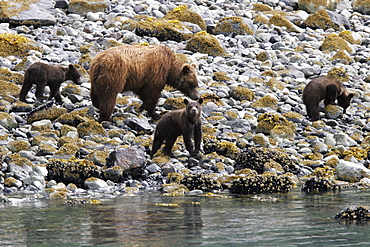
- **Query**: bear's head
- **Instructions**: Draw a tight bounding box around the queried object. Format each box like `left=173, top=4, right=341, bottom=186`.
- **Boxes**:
left=184, top=98, right=203, bottom=119
left=66, top=64, right=82, bottom=85
left=337, top=92, right=354, bottom=114
left=179, top=64, right=200, bottom=100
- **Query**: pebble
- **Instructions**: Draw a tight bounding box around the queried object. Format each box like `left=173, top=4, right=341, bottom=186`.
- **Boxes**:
left=0, top=0, right=370, bottom=199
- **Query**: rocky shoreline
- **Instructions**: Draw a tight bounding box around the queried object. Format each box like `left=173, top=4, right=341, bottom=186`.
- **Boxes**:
left=1, top=0, right=370, bottom=202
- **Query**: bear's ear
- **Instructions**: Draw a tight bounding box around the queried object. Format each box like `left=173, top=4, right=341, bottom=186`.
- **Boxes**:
left=348, top=93, right=355, bottom=100
left=181, top=64, right=192, bottom=74
left=198, top=98, right=203, bottom=105
left=69, top=64, right=75, bottom=70
left=184, top=98, right=189, bottom=105
left=191, top=63, right=197, bottom=68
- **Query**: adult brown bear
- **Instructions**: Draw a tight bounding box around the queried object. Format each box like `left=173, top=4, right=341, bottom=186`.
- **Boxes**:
left=151, top=98, right=203, bottom=158
left=302, top=77, right=354, bottom=121
left=89, top=45, right=200, bottom=122
left=19, top=62, right=81, bottom=103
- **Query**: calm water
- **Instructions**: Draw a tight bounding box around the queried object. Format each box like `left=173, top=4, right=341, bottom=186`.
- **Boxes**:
left=1, top=189, right=370, bottom=247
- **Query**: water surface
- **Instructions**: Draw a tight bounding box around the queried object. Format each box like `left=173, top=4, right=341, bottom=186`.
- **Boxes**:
left=1, top=189, right=370, bottom=246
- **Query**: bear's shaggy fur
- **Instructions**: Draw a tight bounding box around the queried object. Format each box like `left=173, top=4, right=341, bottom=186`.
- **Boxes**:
left=151, top=98, right=203, bottom=158
left=89, top=45, right=200, bottom=122
left=19, top=62, right=81, bottom=103
left=302, top=77, right=354, bottom=121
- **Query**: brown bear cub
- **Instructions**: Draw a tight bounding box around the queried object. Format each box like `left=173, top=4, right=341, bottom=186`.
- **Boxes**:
left=19, top=62, right=81, bottom=103
left=302, top=77, right=354, bottom=121
left=151, top=98, right=203, bottom=158
left=89, top=45, right=200, bottom=122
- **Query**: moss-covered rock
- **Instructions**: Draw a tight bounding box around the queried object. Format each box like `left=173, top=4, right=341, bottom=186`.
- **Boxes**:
left=257, top=112, right=296, bottom=137
left=185, top=31, right=226, bottom=56
left=320, top=34, right=353, bottom=53
left=123, top=17, right=193, bottom=42
left=164, top=5, right=206, bottom=30
left=214, top=16, right=254, bottom=37
left=268, top=14, right=301, bottom=32
left=297, top=0, right=340, bottom=13
left=253, top=3, right=273, bottom=12
left=229, top=87, right=255, bottom=101
left=0, top=112, right=18, bottom=128
left=28, top=107, right=67, bottom=124
left=353, top=0, right=370, bottom=15
left=251, top=95, right=278, bottom=109
left=0, top=33, right=41, bottom=57
left=213, top=71, right=231, bottom=82
left=327, top=67, right=349, bottom=81
left=68, top=0, right=108, bottom=15
left=77, top=120, right=108, bottom=138
left=331, top=50, right=354, bottom=63
left=303, top=9, right=340, bottom=30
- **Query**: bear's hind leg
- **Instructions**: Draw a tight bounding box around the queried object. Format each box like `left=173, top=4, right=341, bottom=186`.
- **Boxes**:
left=19, top=81, right=33, bottom=102
left=163, top=136, right=177, bottom=158
left=48, top=83, right=62, bottom=102
left=98, top=94, right=118, bottom=122
left=35, top=81, right=48, bottom=101
left=151, top=134, right=164, bottom=158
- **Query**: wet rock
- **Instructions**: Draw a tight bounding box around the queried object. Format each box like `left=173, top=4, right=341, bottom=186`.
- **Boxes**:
left=107, top=146, right=147, bottom=177
left=124, top=117, right=154, bottom=134
left=84, top=177, right=109, bottom=190
left=229, top=173, right=293, bottom=194
left=336, top=160, right=370, bottom=183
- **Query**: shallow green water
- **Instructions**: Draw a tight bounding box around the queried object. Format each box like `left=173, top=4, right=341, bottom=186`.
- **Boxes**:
left=1, top=189, right=370, bottom=247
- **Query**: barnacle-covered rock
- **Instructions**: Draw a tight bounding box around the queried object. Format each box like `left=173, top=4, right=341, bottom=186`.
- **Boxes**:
left=235, top=146, right=299, bottom=174
left=47, top=157, right=101, bottom=188
left=335, top=206, right=370, bottom=221
left=229, top=173, right=293, bottom=194
left=203, top=139, right=241, bottom=159
left=213, top=71, right=231, bottom=82
left=185, top=31, right=226, bottom=56
left=301, top=177, right=338, bottom=192
left=179, top=173, right=222, bottom=192
left=214, top=16, right=254, bottom=37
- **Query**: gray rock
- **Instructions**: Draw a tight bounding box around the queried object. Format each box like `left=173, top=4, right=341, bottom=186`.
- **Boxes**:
left=336, top=160, right=370, bottom=183
left=84, top=177, right=109, bottom=190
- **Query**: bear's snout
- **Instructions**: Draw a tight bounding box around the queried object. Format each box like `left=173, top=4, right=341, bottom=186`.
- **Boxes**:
left=189, top=91, right=200, bottom=100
